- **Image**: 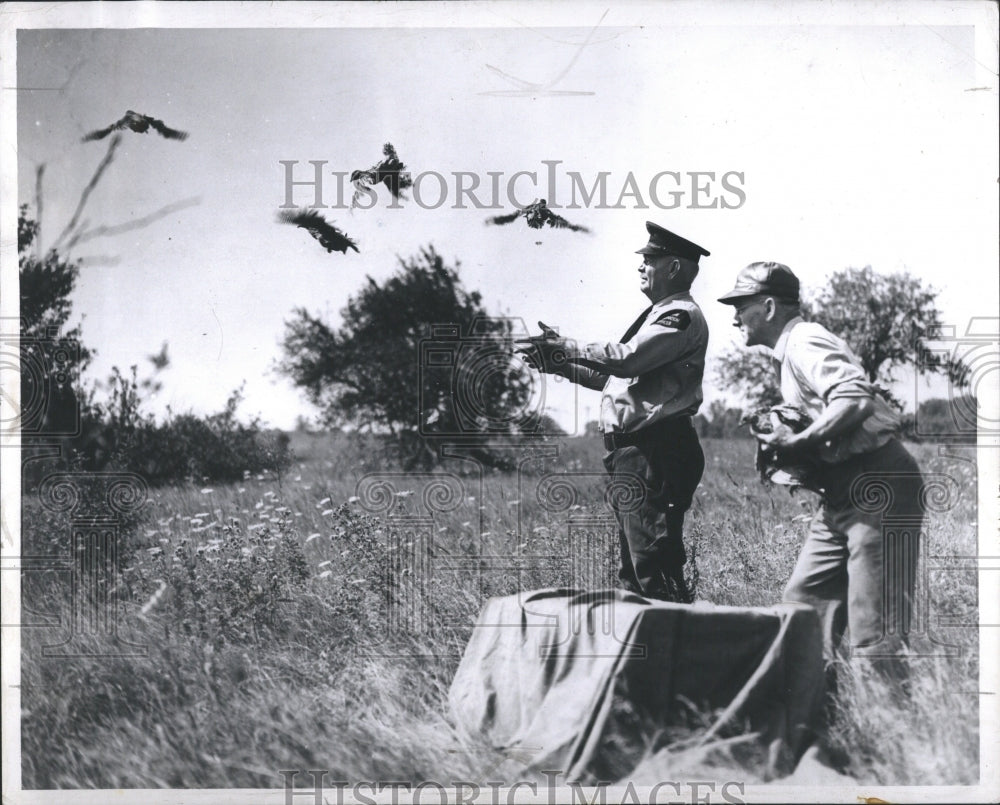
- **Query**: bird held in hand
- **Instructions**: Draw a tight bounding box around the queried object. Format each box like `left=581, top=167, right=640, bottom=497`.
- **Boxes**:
left=514, top=321, right=571, bottom=374
left=277, top=209, right=359, bottom=254
left=82, top=110, right=189, bottom=142
left=486, top=199, right=590, bottom=233
left=742, top=403, right=823, bottom=491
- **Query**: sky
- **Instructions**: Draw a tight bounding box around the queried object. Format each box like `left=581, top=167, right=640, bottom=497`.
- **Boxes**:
left=6, top=2, right=999, bottom=433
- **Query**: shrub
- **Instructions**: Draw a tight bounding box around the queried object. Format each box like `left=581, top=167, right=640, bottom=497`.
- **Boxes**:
left=141, top=518, right=309, bottom=646
left=67, top=370, right=291, bottom=486
left=900, top=395, right=978, bottom=444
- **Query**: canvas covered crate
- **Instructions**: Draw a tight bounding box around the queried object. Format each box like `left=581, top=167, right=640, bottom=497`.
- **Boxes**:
left=449, top=588, right=825, bottom=783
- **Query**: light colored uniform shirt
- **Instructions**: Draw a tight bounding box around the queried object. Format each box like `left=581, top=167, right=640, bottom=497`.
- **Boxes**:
left=566, top=292, right=708, bottom=434
left=773, top=317, right=900, bottom=463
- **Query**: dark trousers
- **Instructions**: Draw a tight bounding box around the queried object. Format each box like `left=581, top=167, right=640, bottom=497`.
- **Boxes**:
left=783, top=439, right=923, bottom=682
left=602, top=417, right=705, bottom=599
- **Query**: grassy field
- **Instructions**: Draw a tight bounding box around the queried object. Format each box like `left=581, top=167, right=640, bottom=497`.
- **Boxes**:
left=19, top=434, right=979, bottom=788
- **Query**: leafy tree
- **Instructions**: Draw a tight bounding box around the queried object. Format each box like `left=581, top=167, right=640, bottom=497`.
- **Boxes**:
left=18, top=205, right=94, bottom=437
left=716, top=266, right=968, bottom=412
left=713, top=349, right=783, bottom=411
left=694, top=399, right=753, bottom=439
left=279, top=246, right=533, bottom=467
left=802, top=266, right=968, bottom=392
left=19, top=205, right=290, bottom=485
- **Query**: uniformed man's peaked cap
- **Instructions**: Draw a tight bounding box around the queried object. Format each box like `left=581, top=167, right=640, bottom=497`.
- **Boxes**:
left=635, top=222, right=710, bottom=262
left=717, top=262, right=800, bottom=304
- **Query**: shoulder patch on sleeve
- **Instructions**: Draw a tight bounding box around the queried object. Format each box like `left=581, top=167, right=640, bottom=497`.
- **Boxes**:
left=652, top=310, right=691, bottom=330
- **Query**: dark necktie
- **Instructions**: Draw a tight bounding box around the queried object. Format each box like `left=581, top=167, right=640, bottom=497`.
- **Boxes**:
left=619, top=305, right=653, bottom=343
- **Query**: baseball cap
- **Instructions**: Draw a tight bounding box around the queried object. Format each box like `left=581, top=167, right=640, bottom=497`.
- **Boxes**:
left=717, top=262, right=800, bottom=304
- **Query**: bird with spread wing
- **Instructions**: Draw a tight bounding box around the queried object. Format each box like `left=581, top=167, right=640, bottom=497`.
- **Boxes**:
left=82, top=110, right=189, bottom=142
left=486, top=199, right=590, bottom=233
left=350, top=142, right=413, bottom=205
left=277, top=209, right=359, bottom=255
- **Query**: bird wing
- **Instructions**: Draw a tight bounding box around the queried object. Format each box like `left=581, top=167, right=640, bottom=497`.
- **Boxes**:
left=771, top=403, right=812, bottom=433
left=147, top=342, right=170, bottom=370
left=148, top=117, right=189, bottom=141
left=391, top=172, right=413, bottom=194
left=545, top=211, right=590, bottom=233
left=277, top=208, right=325, bottom=229
left=311, top=218, right=343, bottom=241
left=370, top=156, right=406, bottom=188
left=354, top=147, right=413, bottom=201
left=378, top=170, right=412, bottom=199
left=486, top=210, right=523, bottom=226
left=377, top=144, right=409, bottom=175
left=350, top=170, right=381, bottom=206
left=278, top=208, right=358, bottom=254
left=81, top=121, right=119, bottom=142
left=741, top=410, right=773, bottom=434
left=342, top=233, right=360, bottom=253
left=375, top=156, right=412, bottom=185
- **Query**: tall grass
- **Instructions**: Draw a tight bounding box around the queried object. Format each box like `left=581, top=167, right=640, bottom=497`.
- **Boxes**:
left=20, top=436, right=978, bottom=787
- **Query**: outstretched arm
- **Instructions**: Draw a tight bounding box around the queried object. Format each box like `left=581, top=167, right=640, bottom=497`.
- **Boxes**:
left=556, top=361, right=609, bottom=390
left=514, top=322, right=608, bottom=390
left=566, top=312, right=694, bottom=377
left=515, top=337, right=608, bottom=389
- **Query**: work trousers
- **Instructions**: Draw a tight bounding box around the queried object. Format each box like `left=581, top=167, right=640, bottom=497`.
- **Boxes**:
left=602, top=417, right=704, bottom=600
left=783, top=438, right=924, bottom=682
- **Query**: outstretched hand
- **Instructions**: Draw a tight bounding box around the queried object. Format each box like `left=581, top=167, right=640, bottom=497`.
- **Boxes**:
left=514, top=321, right=570, bottom=374
left=537, top=321, right=560, bottom=339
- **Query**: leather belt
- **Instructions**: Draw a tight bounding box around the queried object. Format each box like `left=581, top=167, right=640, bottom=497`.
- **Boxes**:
left=602, top=416, right=692, bottom=451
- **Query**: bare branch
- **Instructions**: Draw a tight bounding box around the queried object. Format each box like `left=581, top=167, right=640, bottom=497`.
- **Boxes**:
left=52, top=133, right=122, bottom=252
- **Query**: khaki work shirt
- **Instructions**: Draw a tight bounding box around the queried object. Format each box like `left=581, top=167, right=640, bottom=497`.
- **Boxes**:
left=772, top=317, right=901, bottom=463
left=566, top=292, right=708, bottom=434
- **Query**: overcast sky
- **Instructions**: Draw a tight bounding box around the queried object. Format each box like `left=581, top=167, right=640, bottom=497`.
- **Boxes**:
left=8, top=2, right=999, bottom=432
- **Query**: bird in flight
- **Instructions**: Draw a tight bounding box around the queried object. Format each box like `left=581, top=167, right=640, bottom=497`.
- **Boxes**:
left=82, top=110, right=189, bottom=142
left=350, top=142, right=413, bottom=205
left=486, top=199, right=590, bottom=233
left=277, top=209, right=359, bottom=254
left=147, top=341, right=170, bottom=371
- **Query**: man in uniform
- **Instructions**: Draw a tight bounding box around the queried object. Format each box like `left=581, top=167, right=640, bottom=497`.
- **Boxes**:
left=516, top=222, right=710, bottom=602
left=718, top=262, right=923, bottom=682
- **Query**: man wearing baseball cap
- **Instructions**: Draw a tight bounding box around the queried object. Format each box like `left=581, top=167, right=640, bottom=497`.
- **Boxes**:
left=719, top=262, right=924, bottom=684
left=516, top=221, right=710, bottom=603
